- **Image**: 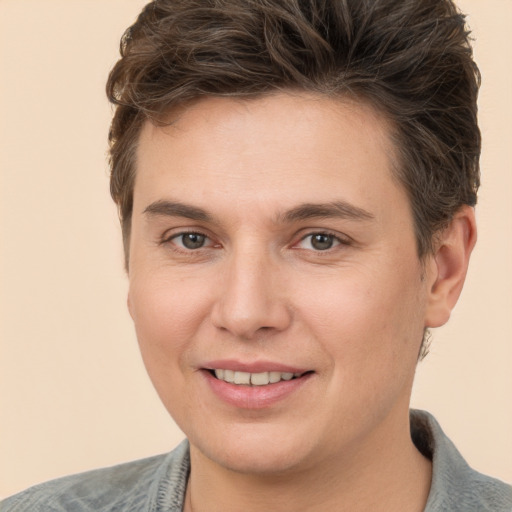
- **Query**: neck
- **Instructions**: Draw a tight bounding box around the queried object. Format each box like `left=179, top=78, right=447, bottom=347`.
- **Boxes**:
left=184, top=412, right=432, bottom=512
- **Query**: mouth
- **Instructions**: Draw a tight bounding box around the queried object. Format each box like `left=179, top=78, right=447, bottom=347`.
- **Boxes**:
left=201, top=361, right=315, bottom=408
left=208, top=369, right=312, bottom=386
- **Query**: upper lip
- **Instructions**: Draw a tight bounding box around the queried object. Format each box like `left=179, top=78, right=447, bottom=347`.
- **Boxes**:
left=203, top=359, right=311, bottom=374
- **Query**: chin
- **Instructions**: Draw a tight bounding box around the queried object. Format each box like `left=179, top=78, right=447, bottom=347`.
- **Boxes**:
left=205, top=446, right=307, bottom=476
left=189, top=423, right=317, bottom=476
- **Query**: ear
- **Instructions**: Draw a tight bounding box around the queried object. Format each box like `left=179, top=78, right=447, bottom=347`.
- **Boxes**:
left=127, top=291, right=134, bottom=320
left=424, top=205, right=477, bottom=328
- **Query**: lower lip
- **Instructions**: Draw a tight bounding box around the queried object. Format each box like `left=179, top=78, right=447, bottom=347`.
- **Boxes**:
left=203, top=371, right=313, bottom=409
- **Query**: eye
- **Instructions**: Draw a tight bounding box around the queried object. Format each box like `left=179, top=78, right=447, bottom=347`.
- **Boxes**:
left=171, top=232, right=210, bottom=250
left=297, top=233, right=342, bottom=251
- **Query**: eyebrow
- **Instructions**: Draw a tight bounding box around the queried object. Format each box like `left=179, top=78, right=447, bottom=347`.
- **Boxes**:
left=144, top=200, right=213, bottom=222
left=280, top=201, right=375, bottom=223
left=143, top=199, right=374, bottom=224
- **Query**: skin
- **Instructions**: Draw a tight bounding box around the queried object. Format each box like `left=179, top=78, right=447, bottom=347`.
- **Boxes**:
left=127, top=92, right=476, bottom=511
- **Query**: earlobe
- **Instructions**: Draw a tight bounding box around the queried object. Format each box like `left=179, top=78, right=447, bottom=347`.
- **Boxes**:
left=424, top=205, right=477, bottom=328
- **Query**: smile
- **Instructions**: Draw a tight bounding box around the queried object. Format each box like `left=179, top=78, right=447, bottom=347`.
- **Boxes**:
left=212, top=369, right=304, bottom=386
left=203, top=365, right=314, bottom=409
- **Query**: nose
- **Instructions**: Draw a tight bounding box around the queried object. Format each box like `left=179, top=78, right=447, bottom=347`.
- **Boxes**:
left=210, top=246, right=292, bottom=340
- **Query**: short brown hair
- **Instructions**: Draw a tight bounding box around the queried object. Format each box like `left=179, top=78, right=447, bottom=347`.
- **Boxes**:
left=107, top=0, right=480, bottom=267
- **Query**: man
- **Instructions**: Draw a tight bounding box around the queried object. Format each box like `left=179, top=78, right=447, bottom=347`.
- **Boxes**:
left=3, top=0, right=511, bottom=510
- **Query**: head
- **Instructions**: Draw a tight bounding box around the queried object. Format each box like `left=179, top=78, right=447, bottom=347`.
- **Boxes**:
left=107, top=0, right=480, bottom=268
left=105, top=0, right=479, bottom=480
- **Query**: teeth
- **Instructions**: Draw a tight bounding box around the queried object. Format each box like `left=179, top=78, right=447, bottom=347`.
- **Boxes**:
left=213, top=369, right=303, bottom=386
left=269, top=371, right=281, bottom=383
left=251, top=372, right=270, bottom=386
left=234, top=371, right=251, bottom=385
left=224, top=369, right=235, bottom=383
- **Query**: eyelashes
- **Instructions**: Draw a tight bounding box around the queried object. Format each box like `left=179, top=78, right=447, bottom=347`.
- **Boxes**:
left=296, top=233, right=345, bottom=251
left=160, top=230, right=217, bottom=253
left=160, top=229, right=351, bottom=254
left=170, top=232, right=211, bottom=250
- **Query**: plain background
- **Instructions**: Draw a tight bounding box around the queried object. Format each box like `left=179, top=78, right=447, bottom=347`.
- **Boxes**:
left=1, top=0, right=511, bottom=499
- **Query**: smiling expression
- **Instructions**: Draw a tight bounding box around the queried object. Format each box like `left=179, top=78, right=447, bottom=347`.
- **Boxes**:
left=127, top=92, right=433, bottom=475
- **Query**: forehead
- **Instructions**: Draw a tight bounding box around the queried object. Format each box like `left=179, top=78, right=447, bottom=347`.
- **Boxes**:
left=134, top=92, right=404, bottom=222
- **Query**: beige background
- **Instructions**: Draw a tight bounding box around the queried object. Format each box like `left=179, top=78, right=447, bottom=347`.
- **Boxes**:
left=1, top=0, right=511, bottom=499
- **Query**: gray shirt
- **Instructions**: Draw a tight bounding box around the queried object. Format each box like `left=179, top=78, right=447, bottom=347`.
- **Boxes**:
left=2, top=410, right=511, bottom=511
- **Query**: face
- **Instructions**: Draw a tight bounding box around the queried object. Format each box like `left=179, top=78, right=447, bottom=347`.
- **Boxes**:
left=128, top=93, right=431, bottom=475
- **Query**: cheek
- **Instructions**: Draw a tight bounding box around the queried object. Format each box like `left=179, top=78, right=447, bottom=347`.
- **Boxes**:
left=128, top=272, right=211, bottom=370
left=295, top=262, right=425, bottom=369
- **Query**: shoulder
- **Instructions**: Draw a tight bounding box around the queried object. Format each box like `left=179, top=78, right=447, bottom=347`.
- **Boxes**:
left=411, top=410, right=512, bottom=512
left=1, top=440, right=190, bottom=512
